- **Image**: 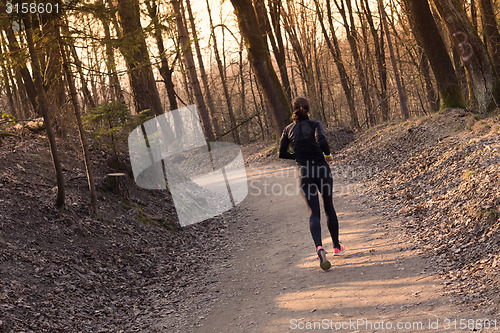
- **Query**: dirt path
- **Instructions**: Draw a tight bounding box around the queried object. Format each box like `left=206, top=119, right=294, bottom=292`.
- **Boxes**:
left=193, top=163, right=494, bottom=332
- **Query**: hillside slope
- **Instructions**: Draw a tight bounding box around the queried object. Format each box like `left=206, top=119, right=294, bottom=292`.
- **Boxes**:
left=333, top=109, right=500, bottom=312
left=0, top=133, right=233, bottom=332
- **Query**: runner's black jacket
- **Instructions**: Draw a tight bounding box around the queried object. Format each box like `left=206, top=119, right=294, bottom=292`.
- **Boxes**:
left=279, top=117, right=331, bottom=163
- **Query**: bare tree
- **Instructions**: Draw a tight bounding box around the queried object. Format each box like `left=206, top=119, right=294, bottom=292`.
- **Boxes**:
left=24, top=17, right=65, bottom=208
left=172, top=0, right=215, bottom=140
left=185, top=0, right=220, bottom=137
left=117, top=0, right=163, bottom=116
left=314, top=0, right=359, bottom=128
left=403, top=0, right=466, bottom=110
left=334, top=0, right=374, bottom=126
left=0, top=39, right=17, bottom=117
left=378, top=0, right=409, bottom=119
left=479, top=0, right=500, bottom=76
left=205, top=0, right=239, bottom=143
left=144, top=0, right=184, bottom=141
left=61, top=23, right=97, bottom=109
left=432, top=0, right=500, bottom=112
left=3, top=26, right=38, bottom=116
left=58, top=29, right=97, bottom=212
left=238, top=37, right=250, bottom=141
left=94, top=2, right=125, bottom=103
left=267, top=0, right=292, bottom=103
left=361, top=0, right=389, bottom=121
left=230, top=0, right=291, bottom=138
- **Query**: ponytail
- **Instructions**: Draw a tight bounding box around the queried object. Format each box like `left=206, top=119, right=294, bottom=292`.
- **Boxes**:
left=292, top=107, right=308, bottom=121
left=291, top=96, right=310, bottom=122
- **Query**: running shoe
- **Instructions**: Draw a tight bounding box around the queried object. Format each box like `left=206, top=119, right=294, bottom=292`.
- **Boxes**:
left=333, top=244, right=346, bottom=256
left=316, top=246, right=331, bottom=270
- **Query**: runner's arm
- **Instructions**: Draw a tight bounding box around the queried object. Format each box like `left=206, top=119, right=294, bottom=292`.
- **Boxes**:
left=314, top=121, right=331, bottom=156
left=278, top=128, right=295, bottom=160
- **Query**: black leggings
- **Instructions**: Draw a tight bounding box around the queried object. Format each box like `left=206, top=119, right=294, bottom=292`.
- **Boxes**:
left=298, top=160, right=340, bottom=249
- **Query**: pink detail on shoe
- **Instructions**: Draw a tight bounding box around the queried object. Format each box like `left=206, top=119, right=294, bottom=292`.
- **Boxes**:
left=333, top=244, right=346, bottom=256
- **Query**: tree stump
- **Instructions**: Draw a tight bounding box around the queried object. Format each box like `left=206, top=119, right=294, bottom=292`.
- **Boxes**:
left=106, top=173, right=129, bottom=201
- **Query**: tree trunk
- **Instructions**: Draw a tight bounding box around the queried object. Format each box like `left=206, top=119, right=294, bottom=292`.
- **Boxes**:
left=312, top=36, right=328, bottom=125
left=315, top=0, right=359, bottom=128
left=249, top=66, right=266, bottom=140
left=144, top=0, right=183, bottom=141
left=432, top=0, right=500, bottom=112
left=42, top=19, right=68, bottom=136
left=479, top=0, right=500, bottom=76
left=288, top=38, right=298, bottom=98
left=418, top=48, right=440, bottom=112
left=452, top=45, right=469, bottom=101
left=254, top=68, right=272, bottom=137
left=87, top=40, right=100, bottom=106
left=230, top=0, right=291, bottom=138
left=362, top=0, right=389, bottom=122
left=254, top=0, right=292, bottom=104
left=387, top=4, right=412, bottom=116
left=58, top=32, right=98, bottom=213
left=185, top=0, right=220, bottom=137
left=0, top=26, right=32, bottom=118
left=24, top=18, right=65, bottom=209
left=178, top=57, right=193, bottom=105
left=59, top=23, right=97, bottom=110
left=1, top=69, right=16, bottom=117
left=15, top=71, right=31, bottom=119
left=161, top=61, right=179, bottom=112
left=355, top=0, right=378, bottom=125
left=161, top=64, right=185, bottom=141
left=107, top=0, right=123, bottom=39
left=4, top=26, right=39, bottom=115
left=267, top=0, right=292, bottom=103
left=283, top=13, right=320, bottom=121
left=239, top=37, right=250, bottom=141
left=404, top=2, right=439, bottom=112
left=205, top=0, right=239, bottom=144
left=99, top=17, right=125, bottom=103
left=378, top=0, right=409, bottom=119
left=403, top=0, right=466, bottom=110
left=172, top=0, right=214, bottom=141
left=0, top=38, right=17, bottom=117
left=117, top=0, right=163, bottom=116
left=335, top=0, right=374, bottom=126
left=471, top=0, right=478, bottom=31
left=322, top=62, right=340, bottom=124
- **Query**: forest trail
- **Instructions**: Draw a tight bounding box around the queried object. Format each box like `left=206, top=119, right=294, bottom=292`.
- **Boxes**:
left=193, top=163, right=486, bottom=333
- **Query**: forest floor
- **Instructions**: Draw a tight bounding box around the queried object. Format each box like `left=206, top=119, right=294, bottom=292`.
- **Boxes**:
left=0, top=109, right=499, bottom=332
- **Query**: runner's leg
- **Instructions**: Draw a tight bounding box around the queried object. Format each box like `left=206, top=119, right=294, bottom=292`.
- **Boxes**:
left=300, top=175, right=322, bottom=248
left=319, top=164, right=341, bottom=248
